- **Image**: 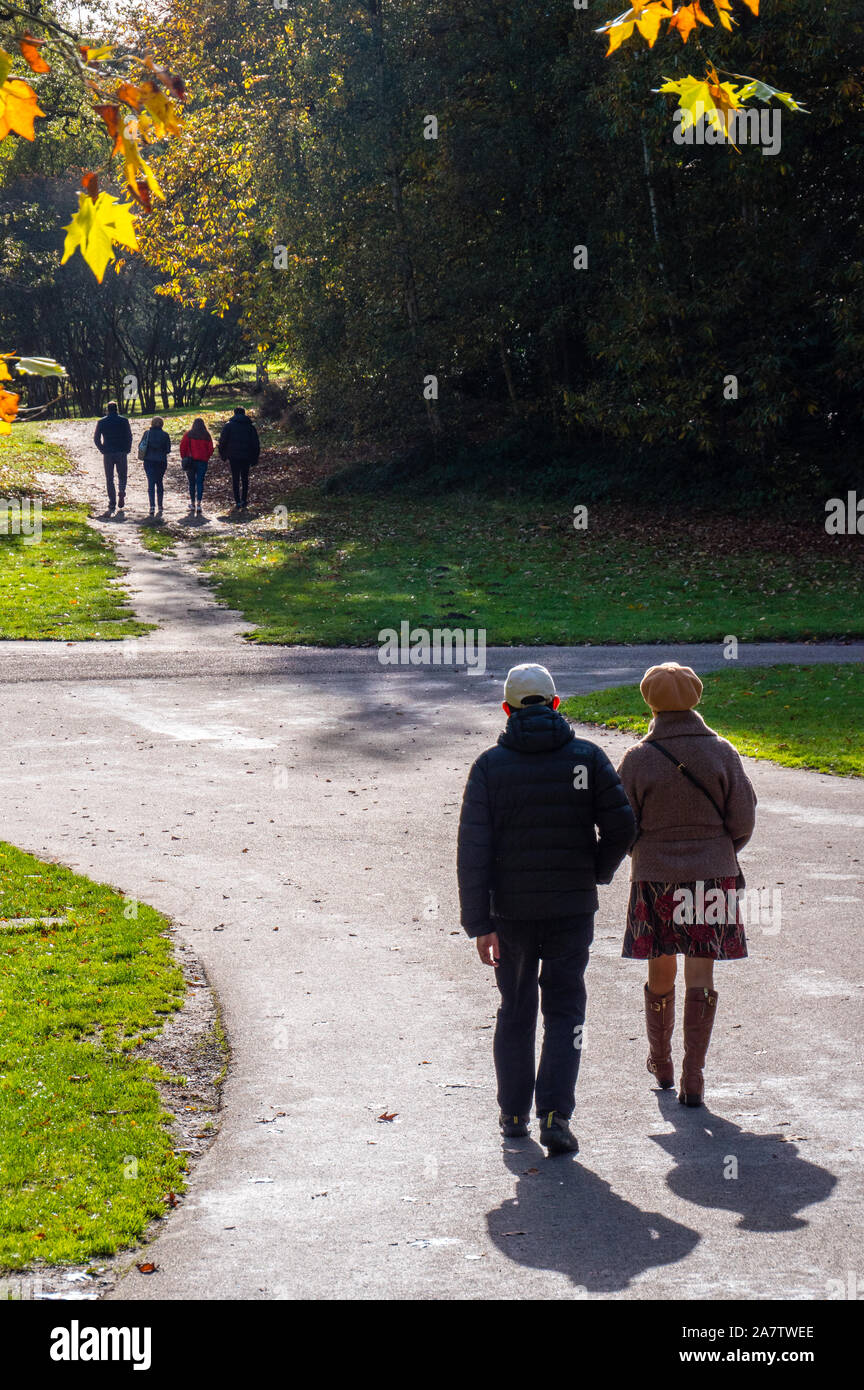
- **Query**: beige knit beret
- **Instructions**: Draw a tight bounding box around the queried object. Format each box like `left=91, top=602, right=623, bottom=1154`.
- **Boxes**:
left=639, top=662, right=703, bottom=712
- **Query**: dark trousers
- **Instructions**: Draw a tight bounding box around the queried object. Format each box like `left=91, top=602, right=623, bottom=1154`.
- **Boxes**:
left=229, top=460, right=250, bottom=506
left=103, top=452, right=128, bottom=508
left=143, top=462, right=167, bottom=509
left=492, top=915, right=592, bottom=1120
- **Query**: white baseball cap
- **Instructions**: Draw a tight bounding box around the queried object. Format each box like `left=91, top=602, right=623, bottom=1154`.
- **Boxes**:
left=504, top=663, right=556, bottom=708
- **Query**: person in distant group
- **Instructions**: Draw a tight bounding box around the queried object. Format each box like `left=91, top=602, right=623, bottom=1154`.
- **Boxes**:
left=179, top=418, right=215, bottom=516
left=218, top=406, right=260, bottom=512
left=139, top=417, right=172, bottom=516
left=93, top=401, right=132, bottom=514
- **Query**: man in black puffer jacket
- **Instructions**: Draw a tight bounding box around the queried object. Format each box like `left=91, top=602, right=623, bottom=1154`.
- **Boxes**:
left=457, top=663, right=635, bottom=1154
left=218, top=406, right=260, bottom=511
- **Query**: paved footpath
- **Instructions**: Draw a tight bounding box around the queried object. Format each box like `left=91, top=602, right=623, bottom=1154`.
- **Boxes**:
left=1, top=427, right=862, bottom=1300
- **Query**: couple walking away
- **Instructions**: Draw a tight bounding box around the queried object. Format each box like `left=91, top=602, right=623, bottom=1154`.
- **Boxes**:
left=457, top=660, right=757, bottom=1156
left=93, top=402, right=261, bottom=516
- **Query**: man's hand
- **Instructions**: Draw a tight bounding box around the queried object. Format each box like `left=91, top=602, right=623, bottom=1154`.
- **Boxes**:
left=475, top=931, right=500, bottom=967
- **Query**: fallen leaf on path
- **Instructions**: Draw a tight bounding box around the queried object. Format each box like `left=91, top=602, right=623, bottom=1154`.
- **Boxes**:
left=377, top=1111, right=398, bottom=1122
left=136, top=1262, right=158, bottom=1274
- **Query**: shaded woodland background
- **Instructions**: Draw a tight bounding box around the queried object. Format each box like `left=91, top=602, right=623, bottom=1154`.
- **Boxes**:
left=1, top=0, right=862, bottom=507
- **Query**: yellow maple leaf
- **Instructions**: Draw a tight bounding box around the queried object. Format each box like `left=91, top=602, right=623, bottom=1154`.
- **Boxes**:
left=0, top=386, right=20, bottom=433
left=119, top=134, right=164, bottom=202
left=658, top=70, right=743, bottom=137
left=61, top=192, right=138, bottom=283
left=139, top=82, right=182, bottom=138
left=637, top=3, right=674, bottom=45
left=0, top=51, right=46, bottom=141
left=739, top=0, right=759, bottom=13
left=599, top=4, right=672, bottom=54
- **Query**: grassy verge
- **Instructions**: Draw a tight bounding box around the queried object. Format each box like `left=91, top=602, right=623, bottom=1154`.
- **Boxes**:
left=194, top=492, right=864, bottom=645
left=138, top=526, right=177, bottom=556
left=0, top=424, right=151, bottom=640
left=562, top=664, right=864, bottom=777
left=0, top=426, right=73, bottom=493
left=0, top=844, right=187, bottom=1269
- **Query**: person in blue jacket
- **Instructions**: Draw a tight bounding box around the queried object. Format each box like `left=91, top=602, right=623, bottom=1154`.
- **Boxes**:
left=139, top=417, right=172, bottom=516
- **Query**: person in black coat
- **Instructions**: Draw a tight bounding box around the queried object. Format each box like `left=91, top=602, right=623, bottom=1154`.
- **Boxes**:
left=93, top=401, right=133, bottom=514
left=457, top=663, right=636, bottom=1154
left=218, top=406, right=260, bottom=511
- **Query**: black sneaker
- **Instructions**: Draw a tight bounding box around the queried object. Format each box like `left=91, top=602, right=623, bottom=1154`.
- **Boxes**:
left=538, top=1112, right=579, bottom=1155
left=499, top=1112, right=530, bottom=1138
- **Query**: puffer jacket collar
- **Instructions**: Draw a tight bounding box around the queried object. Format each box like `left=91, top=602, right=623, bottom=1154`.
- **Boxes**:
left=498, top=703, right=576, bottom=754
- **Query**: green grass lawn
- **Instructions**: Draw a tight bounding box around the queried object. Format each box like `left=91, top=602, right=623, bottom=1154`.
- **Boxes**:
left=195, top=492, right=864, bottom=646
left=0, top=843, right=187, bottom=1270
left=0, top=425, right=73, bottom=494
left=0, top=424, right=151, bottom=640
left=138, top=526, right=176, bottom=556
left=562, top=663, right=864, bottom=777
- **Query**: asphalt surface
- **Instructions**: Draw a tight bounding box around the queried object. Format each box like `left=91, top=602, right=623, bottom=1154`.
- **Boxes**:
left=1, top=429, right=862, bottom=1300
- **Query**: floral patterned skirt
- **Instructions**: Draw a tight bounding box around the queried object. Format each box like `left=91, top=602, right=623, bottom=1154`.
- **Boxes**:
left=623, top=878, right=748, bottom=960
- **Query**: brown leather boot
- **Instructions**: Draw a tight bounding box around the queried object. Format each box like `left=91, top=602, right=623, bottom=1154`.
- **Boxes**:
left=679, top=986, right=718, bottom=1107
left=644, top=984, right=675, bottom=1089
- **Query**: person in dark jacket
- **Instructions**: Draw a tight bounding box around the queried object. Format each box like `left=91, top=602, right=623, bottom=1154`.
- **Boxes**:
left=93, top=401, right=132, bottom=514
left=218, top=406, right=260, bottom=512
left=139, top=417, right=172, bottom=516
left=457, top=663, right=636, bottom=1154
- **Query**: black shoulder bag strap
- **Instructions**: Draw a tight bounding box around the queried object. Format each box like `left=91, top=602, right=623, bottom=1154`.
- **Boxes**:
left=648, top=740, right=726, bottom=824
left=648, top=739, right=745, bottom=887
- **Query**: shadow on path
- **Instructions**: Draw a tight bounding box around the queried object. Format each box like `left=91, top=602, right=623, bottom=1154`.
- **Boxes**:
left=651, top=1092, right=838, bottom=1232
left=486, top=1138, right=700, bottom=1294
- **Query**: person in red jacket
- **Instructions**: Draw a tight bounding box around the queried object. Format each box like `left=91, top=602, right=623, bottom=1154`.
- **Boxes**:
left=179, top=418, right=215, bottom=515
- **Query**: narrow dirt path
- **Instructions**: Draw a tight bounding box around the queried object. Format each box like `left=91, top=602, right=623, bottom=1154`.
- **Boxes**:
left=42, top=419, right=253, bottom=650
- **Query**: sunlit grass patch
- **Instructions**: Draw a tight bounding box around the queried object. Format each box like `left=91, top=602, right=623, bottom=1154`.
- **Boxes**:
left=562, top=664, right=864, bottom=777
left=0, top=844, right=186, bottom=1270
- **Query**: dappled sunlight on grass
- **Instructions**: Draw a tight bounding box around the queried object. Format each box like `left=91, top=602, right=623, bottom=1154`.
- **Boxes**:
left=194, top=491, right=864, bottom=647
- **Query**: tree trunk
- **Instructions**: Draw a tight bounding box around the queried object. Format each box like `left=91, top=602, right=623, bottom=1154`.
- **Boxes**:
left=368, top=0, right=442, bottom=437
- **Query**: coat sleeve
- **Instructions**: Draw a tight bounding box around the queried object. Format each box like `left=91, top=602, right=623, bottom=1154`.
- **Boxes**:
left=179, top=432, right=190, bottom=459
left=218, top=422, right=230, bottom=460
left=456, top=755, right=495, bottom=937
left=251, top=424, right=261, bottom=460
left=593, top=747, right=637, bottom=884
left=616, top=748, right=641, bottom=856
left=721, top=746, right=757, bottom=854
left=123, top=419, right=132, bottom=451
left=93, top=421, right=104, bottom=452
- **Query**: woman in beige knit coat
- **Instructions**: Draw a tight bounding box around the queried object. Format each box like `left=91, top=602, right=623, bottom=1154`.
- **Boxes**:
left=617, top=662, right=757, bottom=1107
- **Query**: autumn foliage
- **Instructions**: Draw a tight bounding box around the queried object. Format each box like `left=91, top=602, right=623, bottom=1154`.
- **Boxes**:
left=0, top=12, right=185, bottom=424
